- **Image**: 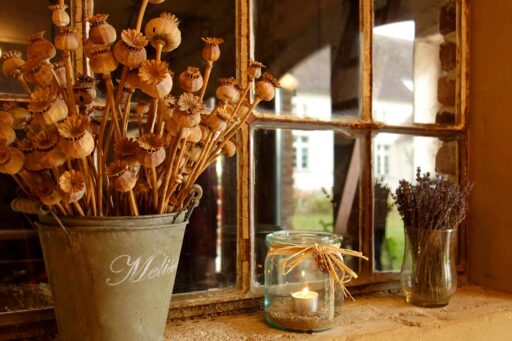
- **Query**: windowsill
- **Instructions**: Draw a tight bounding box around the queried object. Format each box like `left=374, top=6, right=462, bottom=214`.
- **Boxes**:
left=165, top=286, right=512, bottom=340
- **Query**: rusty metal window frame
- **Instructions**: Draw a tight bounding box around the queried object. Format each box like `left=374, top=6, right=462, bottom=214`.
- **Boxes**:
left=0, top=0, right=469, bottom=326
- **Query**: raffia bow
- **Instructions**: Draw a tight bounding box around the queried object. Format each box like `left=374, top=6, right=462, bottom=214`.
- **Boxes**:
left=268, top=243, right=368, bottom=300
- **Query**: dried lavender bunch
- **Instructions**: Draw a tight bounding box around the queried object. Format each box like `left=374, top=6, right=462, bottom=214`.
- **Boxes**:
left=394, top=168, right=472, bottom=230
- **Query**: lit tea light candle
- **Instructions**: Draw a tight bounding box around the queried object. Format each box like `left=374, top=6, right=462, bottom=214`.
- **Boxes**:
left=291, top=287, right=318, bottom=313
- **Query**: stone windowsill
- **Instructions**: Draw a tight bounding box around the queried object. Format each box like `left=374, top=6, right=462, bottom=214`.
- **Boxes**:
left=165, top=286, right=512, bottom=340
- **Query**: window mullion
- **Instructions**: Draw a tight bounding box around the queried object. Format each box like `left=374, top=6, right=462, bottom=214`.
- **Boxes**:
left=360, top=0, right=374, bottom=123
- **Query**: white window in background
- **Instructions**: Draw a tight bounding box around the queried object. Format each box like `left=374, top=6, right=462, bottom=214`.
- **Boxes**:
left=376, top=144, right=391, bottom=177
left=293, top=135, right=309, bottom=171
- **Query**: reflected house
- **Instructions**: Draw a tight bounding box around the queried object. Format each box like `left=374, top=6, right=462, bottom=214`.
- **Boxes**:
left=281, top=47, right=334, bottom=194
left=373, top=21, right=441, bottom=189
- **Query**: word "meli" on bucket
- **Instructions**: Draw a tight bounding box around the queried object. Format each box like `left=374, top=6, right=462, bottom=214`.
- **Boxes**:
left=105, top=251, right=178, bottom=286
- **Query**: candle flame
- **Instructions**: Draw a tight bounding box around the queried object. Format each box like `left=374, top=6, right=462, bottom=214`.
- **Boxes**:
left=302, top=287, right=309, bottom=294
left=301, top=270, right=305, bottom=277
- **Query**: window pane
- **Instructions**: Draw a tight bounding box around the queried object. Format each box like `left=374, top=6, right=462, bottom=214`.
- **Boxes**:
left=373, top=0, right=457, bottom=125
left=373, top=133, right=458, bottom=272
left=252, top=127, right=362, bottom=285
left=0, top=1, right=53, bottom=95
left=255, top=0, right=360, bottom=120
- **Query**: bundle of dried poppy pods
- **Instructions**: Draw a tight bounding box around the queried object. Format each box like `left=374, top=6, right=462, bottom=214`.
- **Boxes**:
left=0, top=0, right=279, bottom=216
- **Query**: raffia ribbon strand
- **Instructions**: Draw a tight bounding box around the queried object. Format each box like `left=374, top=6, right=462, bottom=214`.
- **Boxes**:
left=268, top=243, right=368, bottom=300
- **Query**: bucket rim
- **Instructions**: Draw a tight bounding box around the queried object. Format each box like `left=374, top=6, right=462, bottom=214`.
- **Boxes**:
left=37, top=211, right=189, bottom=231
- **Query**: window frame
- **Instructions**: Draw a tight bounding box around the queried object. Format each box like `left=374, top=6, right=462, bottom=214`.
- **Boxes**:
left=0, top=0, right=470, bottom=330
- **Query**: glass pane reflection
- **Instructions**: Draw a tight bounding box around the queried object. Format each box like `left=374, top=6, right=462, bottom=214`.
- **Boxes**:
left=373, top=0, right=457, bottom=125
left=373, top=133, right=458, bottom=272
left=255, top=0, right=360, bottom=119
left=252, top=127, right=362, bottom=285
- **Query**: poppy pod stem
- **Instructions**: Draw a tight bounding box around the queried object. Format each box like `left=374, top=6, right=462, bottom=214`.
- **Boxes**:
left=137, top=109, right=143, bottom=136
left=199, top=61, right=213, bottom=100
left=115, top=67, right=128, bottom=108
left=154, top=98, right=167, bottom=135
left=62, top=202, right=73, bottom=215
left=17, top=75, right=31, bottom=95
left=176, top=132, right=215, bottom=208
left=103, top=75, right=122, bottom=142
left=97, top=99, right=112, bottom=216
left=80, top=157, right=97, bottom=216
left=128, top=189, right=139, bottom=216
left=220, top=97, right=260, bottom=150
left=73, top=201, right=85, bottom=216
left=150, top=166, right=159, bottom=212
left=135, top=0, right=149, bottom=32
left=155, top=41, right=164, bottom=62
left=50, top=67, right=68, bottom=103
left=158, top=131, right=182, bottom=213
left=163, top=136, right=188, bottom=211
left=221, top=82, right=251, bottom=140
left=11, top=174, right=30, bottom=197
left=62, top=51, right=77, bottom=116
left=55, top=203, right=67, bottom=216
left=121, top=90, right=134, bottom=137
left=147, top=98, right=158, bottom=133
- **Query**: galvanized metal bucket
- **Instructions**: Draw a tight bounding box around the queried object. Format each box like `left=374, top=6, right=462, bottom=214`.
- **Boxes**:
left=11, top=186, right=202, bottom=341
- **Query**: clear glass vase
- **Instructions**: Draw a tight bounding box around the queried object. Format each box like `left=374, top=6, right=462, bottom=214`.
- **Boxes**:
left=401, top=227, right=457, bottom=307
left=264, top=231, right=344, bottom=332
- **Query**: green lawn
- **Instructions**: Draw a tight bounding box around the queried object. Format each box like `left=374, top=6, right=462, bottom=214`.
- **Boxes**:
left=292, top=213, right=332, bottom=232
left=380, top=206, right=405, bottom=271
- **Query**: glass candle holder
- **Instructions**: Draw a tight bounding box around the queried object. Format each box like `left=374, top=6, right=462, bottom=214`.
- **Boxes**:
left=264, top=231, right=344, bottom=332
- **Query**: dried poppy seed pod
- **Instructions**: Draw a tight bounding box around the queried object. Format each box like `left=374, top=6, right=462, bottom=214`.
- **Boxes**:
left=48, top=4, right=70, bottom=27
left=136, top=133, right=166, bottom=168
left=114, top=138, right=139, bottom=166
left=0, top=110, right=14, bottom=127
left=27, top=31, right=56, bottom=61
left=1, top=50, right=25, bottom=79
left=22, top=59, right=54, bottom=87
left=58, top=170, right=85, bottom=203
left=55, top=27, right=79, bottom=51
left=87, top=14, right=117, bottom=45
left=73, top=74, right=97, bottom=105
left=136, top=101, right=150, bottom=117
left=159, top=95, right=176, bottom=122
left=52, top=61, right=67, bottom=87
left=17, top=138, right=39, bottom=172
left=57, top=116, right=95, bottom=159
left=32, top=131, right=66, bottom=169
left=134, top=177, right=151, bottom=195
left=173, top=93, right=204, bottom=128
left=88, top=44, right=118, bottom=75
left=4, top=103, right=31, bottom=129
left=248, top=60, right=265, bottom=80
left=0, top=125, right=16, bottom=145
left=138, top=60, right=173, bottom=98
left=40, top=185, right=63, bottom=206
left=28, top=86, right=68, bottom=125
left=145, top=12, right=181, bottom=52
left=222, top=140, right=237, bottom=158
left=201, top=37, right=224, bottom=64
left=216, top=77, right=240, bottom=104
left=179, top=67, right=203, bottom=93
left=0, top=146, right=25, bottom=175
left=105, top=160, right=138, bottom=193
left=255, top=72, right=281, bottom=101
left=114, top=29, right=148, bottom=69
left=187, top=125, right=202, bottom=143
left=207, top=107, right=230, bottom=132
